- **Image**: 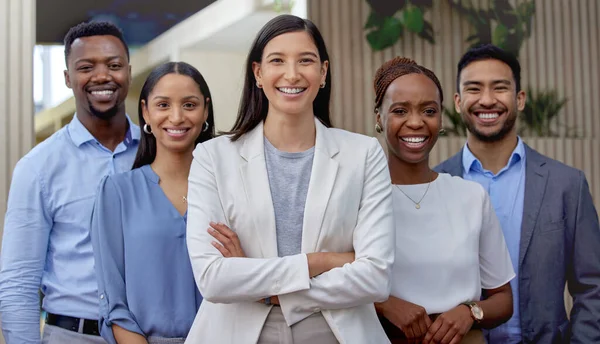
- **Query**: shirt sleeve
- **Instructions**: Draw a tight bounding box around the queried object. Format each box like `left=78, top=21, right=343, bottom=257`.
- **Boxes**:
left=0, top=158, right=52, bottom=344
left=91, top=176, right=144, bottom=344
left=278, top=138, right=395, bottom=325
left=478, top=185, right=516, bottom=289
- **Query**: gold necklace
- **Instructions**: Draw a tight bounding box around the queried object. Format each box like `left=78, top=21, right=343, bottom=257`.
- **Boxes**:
left=394, top=181, right=432, bottom=209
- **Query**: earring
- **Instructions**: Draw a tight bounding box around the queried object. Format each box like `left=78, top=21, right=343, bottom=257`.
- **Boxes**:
left=143, top=123, right=152, bottom=134
left=203, top=121, right=210, bottom=132
left=256, top=81, right=262, bottom=88
left=439, top=128, right=446, bottom=135
left=375, top=123, right=383, bottom=133
left=320, top=81, right=326, bottom=89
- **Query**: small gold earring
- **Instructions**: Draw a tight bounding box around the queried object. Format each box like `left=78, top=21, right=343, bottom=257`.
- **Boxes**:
left=375, top=123, right=383, bottom=133
left=256, top=81, right=262, bottom=88
left=439, top=128, right=446, bottom=135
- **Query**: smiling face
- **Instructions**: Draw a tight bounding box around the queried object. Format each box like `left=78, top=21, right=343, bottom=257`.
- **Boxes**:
left=252, top=30, right=328, bottom=118
left=64, top=35, right=131, bottom=120
left=377, top=73, right=442, bottom=164
left=455, top=58, right=525, bottom=142
left=142, top=73, right=208, bottom=155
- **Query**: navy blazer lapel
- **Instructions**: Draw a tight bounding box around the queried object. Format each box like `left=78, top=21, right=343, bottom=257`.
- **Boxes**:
left=436, top=149, right=464, bottom=177
left=519, top=145, right=549, bottom=267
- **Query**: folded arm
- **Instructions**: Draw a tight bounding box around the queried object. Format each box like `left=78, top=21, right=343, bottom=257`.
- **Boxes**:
left=186, top=144, right=311, bottom=303
left=278, top=139, right=395, bottom=325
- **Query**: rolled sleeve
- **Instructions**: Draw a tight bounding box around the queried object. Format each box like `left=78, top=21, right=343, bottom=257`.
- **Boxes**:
left=0, top=158, right=52, bottom=344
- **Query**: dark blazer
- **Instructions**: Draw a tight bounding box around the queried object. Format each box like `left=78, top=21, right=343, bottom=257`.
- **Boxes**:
left=435, top=144, right=600, bottom=344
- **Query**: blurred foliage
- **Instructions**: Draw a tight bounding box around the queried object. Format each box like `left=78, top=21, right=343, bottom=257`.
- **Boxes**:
left=364, top=0, right=435, bottom=51
left=442, top=106, right=468, bottom=137
left=519, top=87, right=569, bottom=137
left=448, top=0, right=535, bottom=57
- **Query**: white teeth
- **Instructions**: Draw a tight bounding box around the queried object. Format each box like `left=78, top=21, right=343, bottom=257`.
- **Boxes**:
left=401, top=137, right=426, bottom=143
left=166, top=129, right=187, bottom=134
left=478, top=112, right=499, bottom=119
left=91, top=90, right=114, bottom=96
left=278, top=87, right=306, bottom=94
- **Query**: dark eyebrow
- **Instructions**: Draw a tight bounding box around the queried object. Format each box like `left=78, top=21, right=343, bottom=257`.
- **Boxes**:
left=462, top=79, right=512, bottom=88
left=151, top=95, right=202, bottom=101
left=265, top=51, right=319, bottom=59
left=389, top=100, right=439, bottom=109
left=75, top=56, right=123, bottom=65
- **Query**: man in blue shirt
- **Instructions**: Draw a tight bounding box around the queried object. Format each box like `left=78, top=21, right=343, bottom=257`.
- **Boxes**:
left=436, top=44, right=600, bottom=343
left=0, top=21, right=140, bottom=343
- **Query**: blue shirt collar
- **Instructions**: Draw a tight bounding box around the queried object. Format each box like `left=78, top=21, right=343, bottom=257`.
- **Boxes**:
left=462, top=137, right=526, bottom=174
left=68, top=113, right=141, bottom=147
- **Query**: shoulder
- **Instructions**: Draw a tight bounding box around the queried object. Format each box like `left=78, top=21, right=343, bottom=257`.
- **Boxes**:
left=433, top=150, right=463, bottom=174
left=13, top=127, right=71, bottom=176
left=327, top=128, right=382, bottom=154
left=438, top=173, right=485, bottom=195
left=194, top=134, right=239, bottom=156
left=526, top=146, right=586, bottom=186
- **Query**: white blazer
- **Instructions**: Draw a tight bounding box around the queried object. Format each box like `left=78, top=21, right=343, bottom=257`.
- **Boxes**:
left=185, top=119, right=394, bottom=344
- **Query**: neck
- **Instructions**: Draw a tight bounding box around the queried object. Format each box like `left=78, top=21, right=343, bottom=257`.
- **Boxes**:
left=466, top=131, right=518, bottom=174
left=263, top=108, right=316, bottom=152
left=150, top=147, right=194, bottom=182
left=76, top=107, right=128, bottom=152
left=388, top=154, right=435, bottom=185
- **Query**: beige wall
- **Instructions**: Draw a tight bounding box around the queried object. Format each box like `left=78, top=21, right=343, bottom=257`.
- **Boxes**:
left=308, top=0, right=600, bottom=210
left=180, top=50, right=246, bottom=132
left=0, top=1, right=35, bottom=341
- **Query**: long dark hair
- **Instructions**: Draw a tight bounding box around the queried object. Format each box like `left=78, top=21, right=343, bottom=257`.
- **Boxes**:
left=132, top=62, right=215, bottom=169
left=225, top=14, right=332, bottom=141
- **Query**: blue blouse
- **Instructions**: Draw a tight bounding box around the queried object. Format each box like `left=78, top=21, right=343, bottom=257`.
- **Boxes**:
left=91, top=164, right=202, bottom=343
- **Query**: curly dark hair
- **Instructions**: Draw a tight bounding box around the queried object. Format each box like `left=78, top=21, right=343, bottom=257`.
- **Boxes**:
left=63, top=21, right=129, bottom=66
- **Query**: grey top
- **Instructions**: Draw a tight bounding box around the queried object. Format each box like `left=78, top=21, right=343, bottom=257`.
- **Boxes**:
left=264, top=137, right=315, bottom=257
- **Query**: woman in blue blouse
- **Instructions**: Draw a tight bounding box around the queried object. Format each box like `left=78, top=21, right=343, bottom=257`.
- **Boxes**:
left=91, top=61, right=214, bottom=344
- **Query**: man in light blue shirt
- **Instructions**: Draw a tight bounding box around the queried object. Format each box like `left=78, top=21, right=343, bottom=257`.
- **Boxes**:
left=437, top=44, right=600, bottom=343
left=0, top=21, right=139, bottom=343
left=462, top=138, right=525, bottom=343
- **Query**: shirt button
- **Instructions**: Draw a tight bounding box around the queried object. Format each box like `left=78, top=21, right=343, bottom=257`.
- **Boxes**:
left=100, top=294, right=104, bottom=299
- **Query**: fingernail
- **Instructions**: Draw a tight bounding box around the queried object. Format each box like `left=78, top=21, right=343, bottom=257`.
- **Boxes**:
left=207, top=227, right=213, bottom=232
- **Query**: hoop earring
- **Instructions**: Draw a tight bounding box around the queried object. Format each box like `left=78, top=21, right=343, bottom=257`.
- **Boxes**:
left=143, top=123, right=152, bottom=134
left=375, top=123, right=383, bottom=133
left=203, top=121, right=210, bottom=132
left=439, top=128, right=446, bottom=135
left=320, top=81, right=326, bottom=89
left=256, top=81, right=262, bottom=88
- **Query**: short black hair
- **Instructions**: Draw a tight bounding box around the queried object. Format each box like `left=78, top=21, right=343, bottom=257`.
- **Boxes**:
left=63, top=21, right=130, bottom=67
left=456, top=44, right=521, bottom=92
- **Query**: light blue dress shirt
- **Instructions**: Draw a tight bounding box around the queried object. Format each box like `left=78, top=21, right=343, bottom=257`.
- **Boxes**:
left=0, top=114, right=139, bottom=344
left=462, top=138, right=526, bottom=344
left=91, top=165, right=202, bottom=343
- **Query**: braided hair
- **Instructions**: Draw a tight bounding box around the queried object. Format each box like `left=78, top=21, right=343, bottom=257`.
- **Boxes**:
left=373, top=57, right=443, bottom=113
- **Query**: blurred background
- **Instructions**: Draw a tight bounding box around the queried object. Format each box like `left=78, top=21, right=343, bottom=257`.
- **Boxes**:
left=0, top=1, right=599, bottom=342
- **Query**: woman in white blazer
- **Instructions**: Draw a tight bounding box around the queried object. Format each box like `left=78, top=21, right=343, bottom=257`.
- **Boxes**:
left=184, top=15, right=395, bottom=344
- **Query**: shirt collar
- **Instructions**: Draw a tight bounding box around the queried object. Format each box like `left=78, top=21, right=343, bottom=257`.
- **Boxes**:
left=462, top=137, right=525, bottom=174
left=68, top=113, right=141, bottom=147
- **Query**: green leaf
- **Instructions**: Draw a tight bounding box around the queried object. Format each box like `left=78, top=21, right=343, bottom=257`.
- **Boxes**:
left=364, top=10, right=384, bottom=29
left=403, top=6, right=425, bottom=33
left=492, top=23, right=509, bottom=47
left=366, top=16, right=403, bottom=51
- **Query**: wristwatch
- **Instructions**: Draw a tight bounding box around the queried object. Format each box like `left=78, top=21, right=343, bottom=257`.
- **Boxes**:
left=462, top=301, right=484, bottom=323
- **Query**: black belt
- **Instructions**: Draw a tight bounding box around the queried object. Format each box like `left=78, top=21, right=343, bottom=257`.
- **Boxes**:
left=46, top=313, right=100, bottom=336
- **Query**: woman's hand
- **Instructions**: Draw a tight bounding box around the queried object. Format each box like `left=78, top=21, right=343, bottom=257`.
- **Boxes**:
left=377, top=296, right=431, bottom=340
left=423, top=305, right=473, bottom=344
left=208, top=222, right=246, bottom=258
